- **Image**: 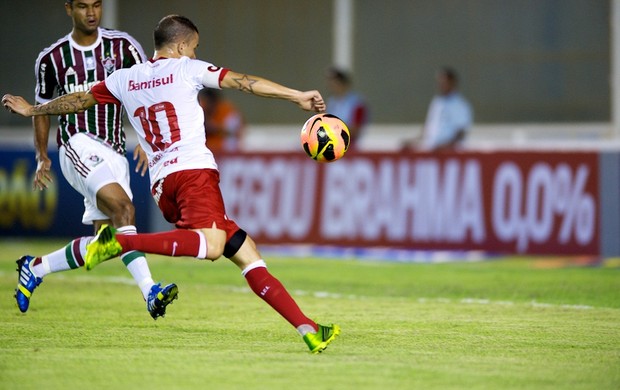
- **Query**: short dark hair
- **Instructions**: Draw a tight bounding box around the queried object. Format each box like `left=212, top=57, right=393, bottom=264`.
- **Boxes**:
left=154, top=15, right=199, bottom=49
left=326, top=66, right=351, bottom=85
left=439, top=66, right=458, bottom=83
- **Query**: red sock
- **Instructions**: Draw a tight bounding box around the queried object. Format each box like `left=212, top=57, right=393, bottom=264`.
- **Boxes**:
left=116, top=229, right=206, bottom=258
left=244, top=265, right=317, bottom=331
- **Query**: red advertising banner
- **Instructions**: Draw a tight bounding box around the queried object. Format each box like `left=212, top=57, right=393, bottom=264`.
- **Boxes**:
left=217, top=151, right=600, bottom=256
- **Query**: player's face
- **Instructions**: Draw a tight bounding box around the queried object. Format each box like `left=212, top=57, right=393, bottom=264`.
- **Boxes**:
left=66, top=0, right=102, bottom=35
left=326, top=76, right=345, bottom=95
left=179, top=32, right=199, bottom=59
left=436, top=72, right=454, bottom=95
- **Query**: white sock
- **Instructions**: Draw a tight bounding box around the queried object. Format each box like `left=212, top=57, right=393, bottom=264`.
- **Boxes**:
left=29, top=257, right=51, bottom=279
left=118, top=225, right=155, bottom=300
left=31, top=237, right=93, bottom=278
left=122, top=255, right=154, bottom=299
left=296, top=324, right=316, bottom=336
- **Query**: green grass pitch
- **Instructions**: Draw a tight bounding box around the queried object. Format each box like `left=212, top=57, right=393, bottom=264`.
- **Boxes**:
left=0, top=238, right=618, bottom=390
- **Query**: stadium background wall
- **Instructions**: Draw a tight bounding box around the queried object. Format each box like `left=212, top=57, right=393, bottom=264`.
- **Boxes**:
left=2, top=146, right=620, bottom=259
left=0, top=0, right=610, bottom=127
left=0, top=1, right=616, bottom=258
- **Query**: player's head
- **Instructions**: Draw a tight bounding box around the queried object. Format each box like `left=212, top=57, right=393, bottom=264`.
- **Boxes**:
left=154, top=15, right=200, bottom=59
left=65, top=0, right=102, bottom=35
left=436, top=66, right=458, bottom=95
left=325, top=66, right=351, bottom=96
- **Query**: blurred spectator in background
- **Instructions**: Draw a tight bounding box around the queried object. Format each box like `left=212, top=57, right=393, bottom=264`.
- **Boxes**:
left=198, top=88, right=245, bottom=154
left=325, top=66, right=369, bottom=149
left=406, top=67, right=473, bottom=152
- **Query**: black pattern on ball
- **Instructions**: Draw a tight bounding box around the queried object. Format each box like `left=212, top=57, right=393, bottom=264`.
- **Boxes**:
left=303, top=142, right=313, bottom=158
left=341, top=130, right=350, bottom=150
left=322, top=144, right=336, bottom=161
left=323, top=113, right=341, bottom=120
left=316, top=126, right=330, bottom=157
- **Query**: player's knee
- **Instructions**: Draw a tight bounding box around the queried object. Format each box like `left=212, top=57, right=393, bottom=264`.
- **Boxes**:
left=200, top=228, right=227, bottom=260
left=110, top=200, right=135, bottom=226
left=226, top=233, right=261, bottom=271
left=207, top=240, right=225, bottom=260
left=96, top=183, right=136, bottom=226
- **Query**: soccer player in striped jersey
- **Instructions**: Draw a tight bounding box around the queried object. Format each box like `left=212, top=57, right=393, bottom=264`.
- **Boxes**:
left=12, top=0, right=178, bottom=319
left=3, top=14, right=340, bottom=353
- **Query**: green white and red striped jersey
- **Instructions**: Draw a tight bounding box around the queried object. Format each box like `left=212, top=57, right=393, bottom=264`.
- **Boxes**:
left=34, top=27, right=146, bottom=155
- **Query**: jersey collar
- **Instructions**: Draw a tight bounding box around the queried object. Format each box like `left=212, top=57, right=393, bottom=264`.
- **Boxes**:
left=68, top=27, right=102, bottom=51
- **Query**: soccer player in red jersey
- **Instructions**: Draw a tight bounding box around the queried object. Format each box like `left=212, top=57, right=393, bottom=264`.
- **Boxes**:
left=3, top=14, right=339, bottom=353
left=12, top=0, right=178, bottom=319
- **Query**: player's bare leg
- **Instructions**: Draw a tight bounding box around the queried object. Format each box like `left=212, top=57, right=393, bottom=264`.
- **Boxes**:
left=91, top=183, right=178, bottom=319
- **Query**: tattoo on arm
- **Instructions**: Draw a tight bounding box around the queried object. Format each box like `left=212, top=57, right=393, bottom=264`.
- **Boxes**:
left=32, top=92, right=94, bottom=115
left=233, top=74, right=258, bottom=93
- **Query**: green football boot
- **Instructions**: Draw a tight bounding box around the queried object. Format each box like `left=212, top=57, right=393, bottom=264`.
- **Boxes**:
left=303, top=323, right=341, bottom=353
left=85, top=224, right=123, bottom=271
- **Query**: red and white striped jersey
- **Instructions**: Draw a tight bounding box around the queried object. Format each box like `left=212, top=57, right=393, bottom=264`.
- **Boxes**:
left=35, top=27, right=146, bottom=155
left=91, top=56, right=228, bottom=186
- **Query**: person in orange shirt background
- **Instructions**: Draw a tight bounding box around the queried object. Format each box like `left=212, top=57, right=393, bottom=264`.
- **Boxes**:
left=198, top=88, right=245, bottom=154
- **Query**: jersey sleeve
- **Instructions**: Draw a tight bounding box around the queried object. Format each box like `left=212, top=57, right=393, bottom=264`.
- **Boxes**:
left=34, top=52, right=58, bottom=104
left=121, top=36, right=147, bottom=66
left=202, top=66, right=229, bottom=89
left=90, top=81, right=121, bottom=105
left=185, top=59, right=229, bottom=89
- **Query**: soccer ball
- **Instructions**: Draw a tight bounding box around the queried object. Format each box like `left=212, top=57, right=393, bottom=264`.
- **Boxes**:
left=300, top=113, right=350, bottom=162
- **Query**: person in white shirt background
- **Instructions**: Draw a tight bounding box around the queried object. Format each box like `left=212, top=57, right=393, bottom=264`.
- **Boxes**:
left=411, top=67, right=473, bottom=152
left=325, top=66, right=369, bottom=150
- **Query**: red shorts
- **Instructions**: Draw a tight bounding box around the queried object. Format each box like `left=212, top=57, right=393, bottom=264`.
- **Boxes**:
left=153, top=169, right=240, bottom=241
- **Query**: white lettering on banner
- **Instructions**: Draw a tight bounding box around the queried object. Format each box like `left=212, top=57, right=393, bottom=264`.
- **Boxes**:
left=554, top=164, right=595, bottom=245
left=321, top=159, right=399, bottom=239
left=492, top=162, right=595, bottom=252
left=218, top=154, right=596, bottom=253
left=219, top=157, right=316, bottom=239
left=412, top=159, right=485, bottom=242
left=460, top=160, right=487, bottom=242
left=322, top=158, right=486, bottom=243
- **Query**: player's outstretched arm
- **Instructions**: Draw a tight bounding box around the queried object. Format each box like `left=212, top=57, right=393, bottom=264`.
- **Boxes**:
left=220, top=71, right=326, bottom=113
left=2, top=91, right=98, bottom=117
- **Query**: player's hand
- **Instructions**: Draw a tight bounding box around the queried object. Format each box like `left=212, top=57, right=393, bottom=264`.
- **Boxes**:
left=297, top=90, right=326, bottom=113
left=2, top=94, right=34, bottom=117
left=33, top=155, right=53, bottom=190
left=133, top=144, right=148, bottom=177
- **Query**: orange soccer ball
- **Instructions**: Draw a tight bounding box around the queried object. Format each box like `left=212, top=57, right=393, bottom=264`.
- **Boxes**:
left=300, top=113, right=350, bottom=163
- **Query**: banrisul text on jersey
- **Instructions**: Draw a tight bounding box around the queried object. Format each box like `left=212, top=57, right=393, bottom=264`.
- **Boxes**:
left=128, top=74, right=174, bottom=91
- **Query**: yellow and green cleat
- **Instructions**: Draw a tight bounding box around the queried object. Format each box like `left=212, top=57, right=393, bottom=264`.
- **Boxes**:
left=85, top=224, right=123, bottom=271
left=303, top=323, right=340, bottom=353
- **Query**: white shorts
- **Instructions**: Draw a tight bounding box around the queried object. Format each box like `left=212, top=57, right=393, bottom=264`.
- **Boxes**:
left=59, top=133, right=133, bottom=225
